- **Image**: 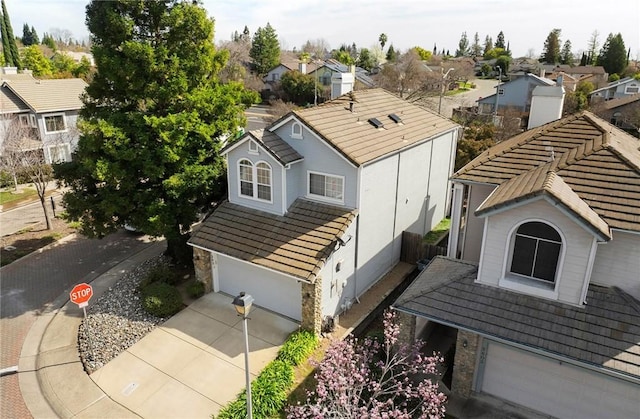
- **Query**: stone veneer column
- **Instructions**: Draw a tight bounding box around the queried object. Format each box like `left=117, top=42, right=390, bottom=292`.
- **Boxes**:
left=396, top=310, right=416, bottom=346
left=193, top=248, right=213, bottom=293
left=301, top=277, right=322, bottom=335
left=451, top=329, right=481, bottom=398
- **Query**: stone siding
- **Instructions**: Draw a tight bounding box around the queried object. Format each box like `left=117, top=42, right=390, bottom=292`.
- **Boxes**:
left=452, top=330, right=480, bottom=397
left=301, top=278, right=322, bottom=335
left=396, top=311, right=416, bottom=346
left=193, top=248, right=213, bottom=293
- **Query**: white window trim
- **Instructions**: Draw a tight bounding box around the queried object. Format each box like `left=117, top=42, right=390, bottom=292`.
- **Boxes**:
left=624, top=85, right=639, bottom=94
left=499, top=218, right=566, bottom=300
left=43, top=112, right=68, bottom=134
left=47, top=144, right=71, bottom=163
left=291, top=122, right=303, bottom=139
left=29, top=114, right=37, bottom=128
left=19, top=114, right=30, bottom=127
left=237, top=158, right=273, bottom=203
left=307, top=170, right=345, bottom=204
left=248, top=140, right=259, bottom=154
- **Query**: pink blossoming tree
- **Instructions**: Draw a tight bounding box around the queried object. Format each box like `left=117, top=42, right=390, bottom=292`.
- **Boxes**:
left=288, top=310, right=447, bottom=418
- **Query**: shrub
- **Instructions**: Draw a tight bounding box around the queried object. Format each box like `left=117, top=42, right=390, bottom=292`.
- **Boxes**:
left=276, top=330, right=318, bottom=366
left=141, top=282, right=183, bottom=317
left=138, top=264, right=181, bottom=289
left=186, top=279, right=205, bottom=298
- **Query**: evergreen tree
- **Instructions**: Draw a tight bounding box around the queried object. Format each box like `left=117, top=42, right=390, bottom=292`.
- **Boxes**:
left=560, top=40, right=573, bottom=65
left=471, top=32, right=482, bottom=57
left=597, top=33, right=627, bottom=75
left=587, top=30, right=599, bottom=65
left=386, top=44, right=397, bottom=61
left=495, top=31, right=506, bottom=49
left=483, top=35, right=493, bottom=55
left=30, top=25, right=39, bottom=45
left=433, top=43, right=437, bottom=55
left=542, top=29, right=561, bottom=64
left=579, top=52, right=587, bottom=66
left=22, top=23, right=33, bottom=45
left=356, top=48, right=375, bottom=71
left=456, top=31, right=470, bottom=57
left=41, top=32, right=56, bottom=50
left=1, top=8, right=13, bottom=65
left=1, top=0, right=20, bottom=68
left=250, top=22, right=280, bottom=76
left=379, top=33, right=387, bottom=50
left=55, top=0, right=258, bottom=264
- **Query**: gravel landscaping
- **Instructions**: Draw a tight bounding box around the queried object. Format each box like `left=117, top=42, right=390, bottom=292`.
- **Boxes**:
left=78, top=255, right=172, bottom=373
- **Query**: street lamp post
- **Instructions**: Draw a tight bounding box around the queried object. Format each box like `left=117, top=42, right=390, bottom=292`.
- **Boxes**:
left=438, top=67, right=454, bottom=115
left=232, top=292, right=254, bottom=419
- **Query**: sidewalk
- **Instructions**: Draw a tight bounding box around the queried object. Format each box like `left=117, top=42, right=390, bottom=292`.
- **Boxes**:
left=19, top=251, right=417, bottom=418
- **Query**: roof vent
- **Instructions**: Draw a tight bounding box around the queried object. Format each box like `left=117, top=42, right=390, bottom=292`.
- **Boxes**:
left=368, top=117, right=384, bottom=129
left=388, top=113, right=402, bottom=124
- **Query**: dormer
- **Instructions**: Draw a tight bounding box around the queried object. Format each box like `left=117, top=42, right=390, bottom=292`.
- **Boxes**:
left=221, top=130, right=303, bottom=215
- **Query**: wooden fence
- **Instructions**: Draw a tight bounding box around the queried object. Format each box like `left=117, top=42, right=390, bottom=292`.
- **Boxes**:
left=400, top=231, right=448, bottom=264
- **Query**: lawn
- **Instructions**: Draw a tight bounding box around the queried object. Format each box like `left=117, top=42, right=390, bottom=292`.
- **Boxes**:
left=0, top=187, right=38, bottom=206
left=424, top=217, right=451, bottom=244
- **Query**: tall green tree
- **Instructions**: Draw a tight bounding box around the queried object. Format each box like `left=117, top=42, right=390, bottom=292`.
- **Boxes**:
left=495, top=31, right=506, bottom=49
left=483, top=35, right=493, bottom=55
left=456, top=31, right=470, bottom=57
left=30, top=25, right=39, bottom=44
left=1, top=0, right=20, bottom=68
left=250, top=22, right=280, bottom=76
left=471, top=32, right=482, bottom=57
left=22, top=23, right=34, bottom=45
left=560, top=40, right=573, bottom=65
left=41, top=32, right=56, bottom=50
left=598, top=33, right=627, bottom=75
left=378, top=33, right=387, bottom=50
left=386, top=44, right=397, bottom=62
left=542, top=29, right=561, bottom=64
left=356, top=47, right=375, bottom=71
left=280, top=70, right=318, bottom=105
left=55, top=0, right=258, bottom=264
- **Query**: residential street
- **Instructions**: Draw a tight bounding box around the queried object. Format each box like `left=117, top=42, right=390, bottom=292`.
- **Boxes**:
left=0, top=193, right=65, bottom=237
left=0, top=230, right=158, bottom=418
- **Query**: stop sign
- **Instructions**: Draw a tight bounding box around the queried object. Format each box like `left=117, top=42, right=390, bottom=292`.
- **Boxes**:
left=70, top=283, right=93, bottom=308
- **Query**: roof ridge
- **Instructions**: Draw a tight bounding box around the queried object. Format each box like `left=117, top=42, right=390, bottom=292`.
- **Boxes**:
left=612, top=286, right=640, bottom=315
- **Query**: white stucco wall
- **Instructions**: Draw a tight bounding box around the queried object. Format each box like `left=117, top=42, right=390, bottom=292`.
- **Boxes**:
left=590, top=230, right=640, bottom=298
left=463, top=183, right=496, bottom=262
left=478, top=198, right=596, bottom=305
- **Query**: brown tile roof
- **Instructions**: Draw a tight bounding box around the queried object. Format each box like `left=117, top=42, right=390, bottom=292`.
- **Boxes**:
left=188, top=198, right=357, bottom=282
left=3, top=78, right=87, bottom=113
left=0, top=84, right=29, bottom=113
left=394, top=256, right=640, bottom=379
left=602, top=93, right=640, bottom=110
left=291, top=88, right=458, bottom=166
left=221, top=129, right=303, bottom=166
left=454, top=112, right=640, bottom=232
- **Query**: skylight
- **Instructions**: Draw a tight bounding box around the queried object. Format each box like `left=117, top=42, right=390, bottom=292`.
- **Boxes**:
left=388, top=113, right=402, bottom=124
left=368, top=118, right=384, bottom=129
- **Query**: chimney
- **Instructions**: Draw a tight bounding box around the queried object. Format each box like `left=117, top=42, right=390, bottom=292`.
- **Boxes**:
left=349, top=64, right=356, bottom=75
left=331, top=72, right=355, bottom=100
left=556, top=72, right=564, bottom=87
left=299, top=62, right=307, bottom=74
left=1, top=67, right=18, bottom=75
left=527, top=85, right=565, bottom=129
left=539, top=68, right=546, bottom=78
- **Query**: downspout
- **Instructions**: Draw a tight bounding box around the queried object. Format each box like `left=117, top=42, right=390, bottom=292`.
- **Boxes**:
left=353, top=165, right=363, bottom=303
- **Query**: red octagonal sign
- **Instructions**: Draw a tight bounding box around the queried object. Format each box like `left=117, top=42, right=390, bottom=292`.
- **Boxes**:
left=70, top=283, right=93, bottom=308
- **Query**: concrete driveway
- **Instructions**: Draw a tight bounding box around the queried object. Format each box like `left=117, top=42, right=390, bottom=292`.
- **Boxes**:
left=89, top=292, right=299, bottom=418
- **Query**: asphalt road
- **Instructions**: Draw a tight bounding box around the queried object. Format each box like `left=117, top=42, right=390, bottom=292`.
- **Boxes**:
left=0, top=193, right=65, bottom=237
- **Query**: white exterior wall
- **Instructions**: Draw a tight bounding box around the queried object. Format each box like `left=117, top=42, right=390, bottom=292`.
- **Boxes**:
left=590, top=230, right=640, bottom=298
left=215, top=253, right=302, bottom=321
left=462, top=183, right=496, bottom=262
left=478, top=199, right=595, bottom=305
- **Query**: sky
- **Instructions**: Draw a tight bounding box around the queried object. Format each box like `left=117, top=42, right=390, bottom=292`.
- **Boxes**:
left=5, top=0, right=640, bottom=60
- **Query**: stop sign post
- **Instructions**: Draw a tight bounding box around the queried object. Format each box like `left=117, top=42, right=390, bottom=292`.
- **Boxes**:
left=70, top=283, right=93, bottom=308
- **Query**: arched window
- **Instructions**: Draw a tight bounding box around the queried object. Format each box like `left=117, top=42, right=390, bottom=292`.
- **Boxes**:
left=239, top=159, right=254, bottom=197
left=238, top=159, right=272, bottom=202
left=509, top=221, right=562, bottom=283
left=291, top=122, right=303, bottom=139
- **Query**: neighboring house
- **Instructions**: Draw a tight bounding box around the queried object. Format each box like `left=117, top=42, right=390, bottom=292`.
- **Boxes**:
left=263, top=60, right=319, bottom=91
left=590, top=77, right=640, bottom=101
left=0, top=76, right=87, bottom=164
left=477, top=73, right=555, bottom=115
left=308, top=59, right=375, bottom=90
left=593, top=92, right=640, bottom=136
left=189, top=88, right=460, bottom=334
left=394, top=111, right=640, bottom=418
left=545, top=65, right=608, bottom=88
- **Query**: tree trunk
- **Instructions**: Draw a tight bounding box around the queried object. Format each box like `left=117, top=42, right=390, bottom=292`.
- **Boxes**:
left=165, top=229, right=193, bottom=268
left=39, top=195, right=51, bottom=230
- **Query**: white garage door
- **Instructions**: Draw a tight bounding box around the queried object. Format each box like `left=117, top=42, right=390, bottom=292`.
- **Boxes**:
left=216, top=254, right=302, bottom=321
left=481, top=341, right=640, bottom=419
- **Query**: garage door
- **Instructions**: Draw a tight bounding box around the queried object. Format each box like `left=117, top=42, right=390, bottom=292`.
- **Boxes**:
left=216, top=254, right=302, bottom=321
left=480, top=341, right=640, bottom=419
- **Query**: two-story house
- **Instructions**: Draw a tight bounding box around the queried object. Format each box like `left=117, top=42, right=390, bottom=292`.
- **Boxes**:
left=477, top=73, right=555, bottom=115
left=590, top=76, right=640, bottom=102
left=393, top=111, right=640, bottom=418
left=189, top=88, right=460, bottom=334
left=0, top=74, right=87, bottom=163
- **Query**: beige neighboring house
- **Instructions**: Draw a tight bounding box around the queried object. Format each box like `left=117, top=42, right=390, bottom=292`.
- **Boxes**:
left=394, top=111, right=640, bottom=418
left=0, top=68, right=87, bottom=164
left=593, top=92, right=640, bottom=135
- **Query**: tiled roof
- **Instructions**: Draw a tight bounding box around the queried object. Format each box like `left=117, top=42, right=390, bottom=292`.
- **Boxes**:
left=0, top=84, right=29, bottom=113
left=601, top=93, right=640, bottom=110
left=188, top=198, right=357, bottom=282
left=292, top=88, right=458, bottom=166
left=394, top=256, right=640, bottom=379
left=454, top=112, right=640, bottom=232
left=222, top=129, right=303, bottom=166
left=2, top=78, right=87, bottom=113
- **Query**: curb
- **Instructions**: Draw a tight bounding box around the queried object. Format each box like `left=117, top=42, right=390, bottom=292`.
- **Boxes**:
left=19, top=240, right=166, bottom=419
